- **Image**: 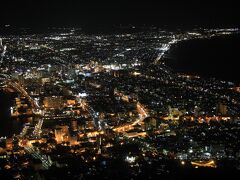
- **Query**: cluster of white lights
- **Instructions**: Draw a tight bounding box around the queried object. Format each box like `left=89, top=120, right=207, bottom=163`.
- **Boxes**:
left=125, top=156, right=136, bottom=163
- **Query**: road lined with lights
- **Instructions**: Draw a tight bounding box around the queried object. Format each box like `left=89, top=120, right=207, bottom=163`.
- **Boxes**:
left=113, top=102, right=148, bottom=133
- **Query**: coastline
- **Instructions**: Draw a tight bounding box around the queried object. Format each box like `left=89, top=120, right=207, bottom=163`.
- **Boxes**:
left=164, top=34, right=240, bottom=83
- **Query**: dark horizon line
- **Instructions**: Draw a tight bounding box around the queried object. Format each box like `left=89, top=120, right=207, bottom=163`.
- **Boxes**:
left=1, top=23, right=239, bottom=30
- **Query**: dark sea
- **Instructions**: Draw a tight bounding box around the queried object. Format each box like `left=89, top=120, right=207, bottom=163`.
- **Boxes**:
left=165, top=34, right=240, bottom=83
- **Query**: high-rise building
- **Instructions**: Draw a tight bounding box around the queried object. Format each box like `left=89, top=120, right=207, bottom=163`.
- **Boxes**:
left=55, top=125, right=69, bottom=144
left=71, top=119, right=78, bottom=132
left=55, top=128, right=64, bottom=143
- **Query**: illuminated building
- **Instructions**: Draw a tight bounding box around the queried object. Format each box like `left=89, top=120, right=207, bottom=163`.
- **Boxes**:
left=85, top=120, right=95, bottom=130
left=143, top=117, right=157, bottom=131
left=71, top=119, right=78, bottom=132
left=41, top=77, right=51, bottom=85
left=55, top=125, right=69, bottom=144
left=43, top=96, right=64, bottom=109
left=6, top=138, right=13, bottom=150
left=217, top=102, right=227, bottom=115
left=168, top=106, right=183, bottom=120
left=121, top=95, right=129, bottom=102
left=55, top=128, right=64, bottom=143
left=69, top=133, right=78, bottom=146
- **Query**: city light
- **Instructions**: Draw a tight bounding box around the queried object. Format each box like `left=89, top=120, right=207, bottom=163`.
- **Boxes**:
left=0, top=26, right=239, bottom=179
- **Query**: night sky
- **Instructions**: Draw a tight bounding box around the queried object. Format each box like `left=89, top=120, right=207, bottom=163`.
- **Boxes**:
left=1, top=0, right=239, bottom=28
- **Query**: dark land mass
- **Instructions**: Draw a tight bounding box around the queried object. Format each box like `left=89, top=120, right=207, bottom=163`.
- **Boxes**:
left=0, top=91, right=22, bottom=137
